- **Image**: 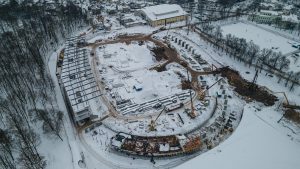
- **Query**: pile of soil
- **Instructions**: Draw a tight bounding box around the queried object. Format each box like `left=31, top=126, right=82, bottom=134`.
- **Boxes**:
left=151, top=64, right=167, bottom=72
left=117, top=34, right=143, bottom=39
left=284, top=109, right=300, bottom=124
left=219, top=67, right=278, bottom=106
left=182, top=80, right=192, bottom=90
left=151, top=47, right=168, bottom=61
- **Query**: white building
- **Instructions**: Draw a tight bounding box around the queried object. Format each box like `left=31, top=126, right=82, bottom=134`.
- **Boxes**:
left=248, top=10, right=282, bottom=24
left=138, top=4, right=188, bottom=27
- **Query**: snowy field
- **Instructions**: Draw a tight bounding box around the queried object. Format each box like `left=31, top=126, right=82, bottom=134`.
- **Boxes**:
left=98, top=42, right=155, bottom=71
left=221, top=22, right=300, bottom=72
left=221, top=22, right=298, bottom=54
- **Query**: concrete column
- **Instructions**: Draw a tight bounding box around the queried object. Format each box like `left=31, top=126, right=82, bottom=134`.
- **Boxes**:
left=185, top=44, right=189, bottom=49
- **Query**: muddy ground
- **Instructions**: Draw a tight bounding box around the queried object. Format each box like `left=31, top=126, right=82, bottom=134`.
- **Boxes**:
left=151, top=47, right=168, bottom=61
left=284, top=109, right=300, bottom=124
left=219, top=67, right=278, bottom=106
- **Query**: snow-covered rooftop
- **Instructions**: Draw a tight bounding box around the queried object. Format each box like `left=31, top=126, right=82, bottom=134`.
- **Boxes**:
left=159, top=143, right=170, bottom=152
left=259, top=10, right=281, bottom=16
left=260, top=2, right=275, bottom=7
left=140, top=4, right=187, bottom=21
left=61, top=36, right=102, bottom=122
left=282, top=14, right=299, bottom=22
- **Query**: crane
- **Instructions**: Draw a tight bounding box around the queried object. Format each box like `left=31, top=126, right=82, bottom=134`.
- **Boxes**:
left=248, top=70, right=258, bottom=91
left=149, top=106, right=166, bottom=131
left=180, top=61, right=196, bottom=118
left=274, top=92, right=300, bottom=110
left=199, top=78, right=224, bottom=100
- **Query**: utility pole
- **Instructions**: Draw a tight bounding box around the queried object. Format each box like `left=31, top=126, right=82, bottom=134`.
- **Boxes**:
left=249, top=70, right=258, bottom=92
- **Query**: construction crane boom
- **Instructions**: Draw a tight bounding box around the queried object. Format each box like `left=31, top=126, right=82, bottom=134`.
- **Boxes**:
left=274, top=92, right=290, bottom=105
left=199, top=78, right=223, bottom=100
left=149, top=107, right=166, bottom=131
left=154, top=107, right=166, bottom=122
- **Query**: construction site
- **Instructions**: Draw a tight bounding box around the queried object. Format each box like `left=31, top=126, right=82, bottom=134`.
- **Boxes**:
left=55, top=24, right=300, bottom=166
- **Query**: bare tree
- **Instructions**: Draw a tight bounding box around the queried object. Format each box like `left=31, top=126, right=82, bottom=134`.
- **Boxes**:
left=289, top=71, right=300, bottom=91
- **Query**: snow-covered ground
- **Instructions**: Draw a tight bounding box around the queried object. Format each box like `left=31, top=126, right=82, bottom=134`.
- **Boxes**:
left=97, top=42, right=185, bottom=105
left=95, top=40, right=221, bottom=137
left=44, top=11, right=300, bottom=169
left=46, top=46, right=102, bottom=169
left=176, top=103, right=300, bottom=169
left=172, top=28, right=300, bottom=100
left=221, top=22, right=297, bottom=54
left=221, top=22, right=300, bottom=72
left=166, top=25, right=300, bottom=169
left=98, top=42, right=155, bottom=72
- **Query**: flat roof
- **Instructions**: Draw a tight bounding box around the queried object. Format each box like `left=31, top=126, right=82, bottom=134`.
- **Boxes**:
left=61, top=36, right=101, bottom=121
left=260, top=10, right=281, bottom=16
left=140, top=4, right=187, bottom=21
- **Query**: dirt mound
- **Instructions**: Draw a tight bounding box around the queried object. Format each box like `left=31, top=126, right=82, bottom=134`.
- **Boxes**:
left=151, top=64, right=167, bottom=72
left=284, top=109, right=300, bottom=124
left=219, top=67, right=278, bottom=106
left=151, top=47, right=168, bottom=61
left=182, top=80, right=192, bottom=90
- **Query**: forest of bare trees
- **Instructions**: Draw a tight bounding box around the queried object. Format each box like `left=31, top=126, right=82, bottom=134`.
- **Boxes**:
left=0, top=1, right=88, bottom=168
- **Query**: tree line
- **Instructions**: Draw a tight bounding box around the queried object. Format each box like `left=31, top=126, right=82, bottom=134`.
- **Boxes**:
left=0, top=1, right=88, bottom=168
left=196, top=23, right=300, bottom=91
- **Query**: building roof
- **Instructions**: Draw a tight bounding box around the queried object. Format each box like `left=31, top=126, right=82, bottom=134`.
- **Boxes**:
left=133, top=83, right=143, bottom=90
left=260, top=2, right=275, bottom=7
left=282, top=14, right=299, bottom=22
left=61, top=36, right=102, bottom=121
left=260, top=10, right=280, bottom=16
left=159, top=143, right=170, bottom=152
left=140, top=4, right=187, bottom=21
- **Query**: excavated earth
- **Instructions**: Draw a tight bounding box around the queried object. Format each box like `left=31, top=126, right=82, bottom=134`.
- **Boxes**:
left=219, top=67, right=278, bottom=106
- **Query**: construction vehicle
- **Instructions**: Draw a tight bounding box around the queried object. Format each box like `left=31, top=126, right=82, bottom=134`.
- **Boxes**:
left=149, top=107, right=166, bottom=131
left=199, top=78, right=224, bottom=100
left=274, top=92, right=300, bottom=110
left=180, top=61, right=196, bottom=119
left=57, top=49, right=64, bottom=68
left=187, top=87, right=196, bottom=118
